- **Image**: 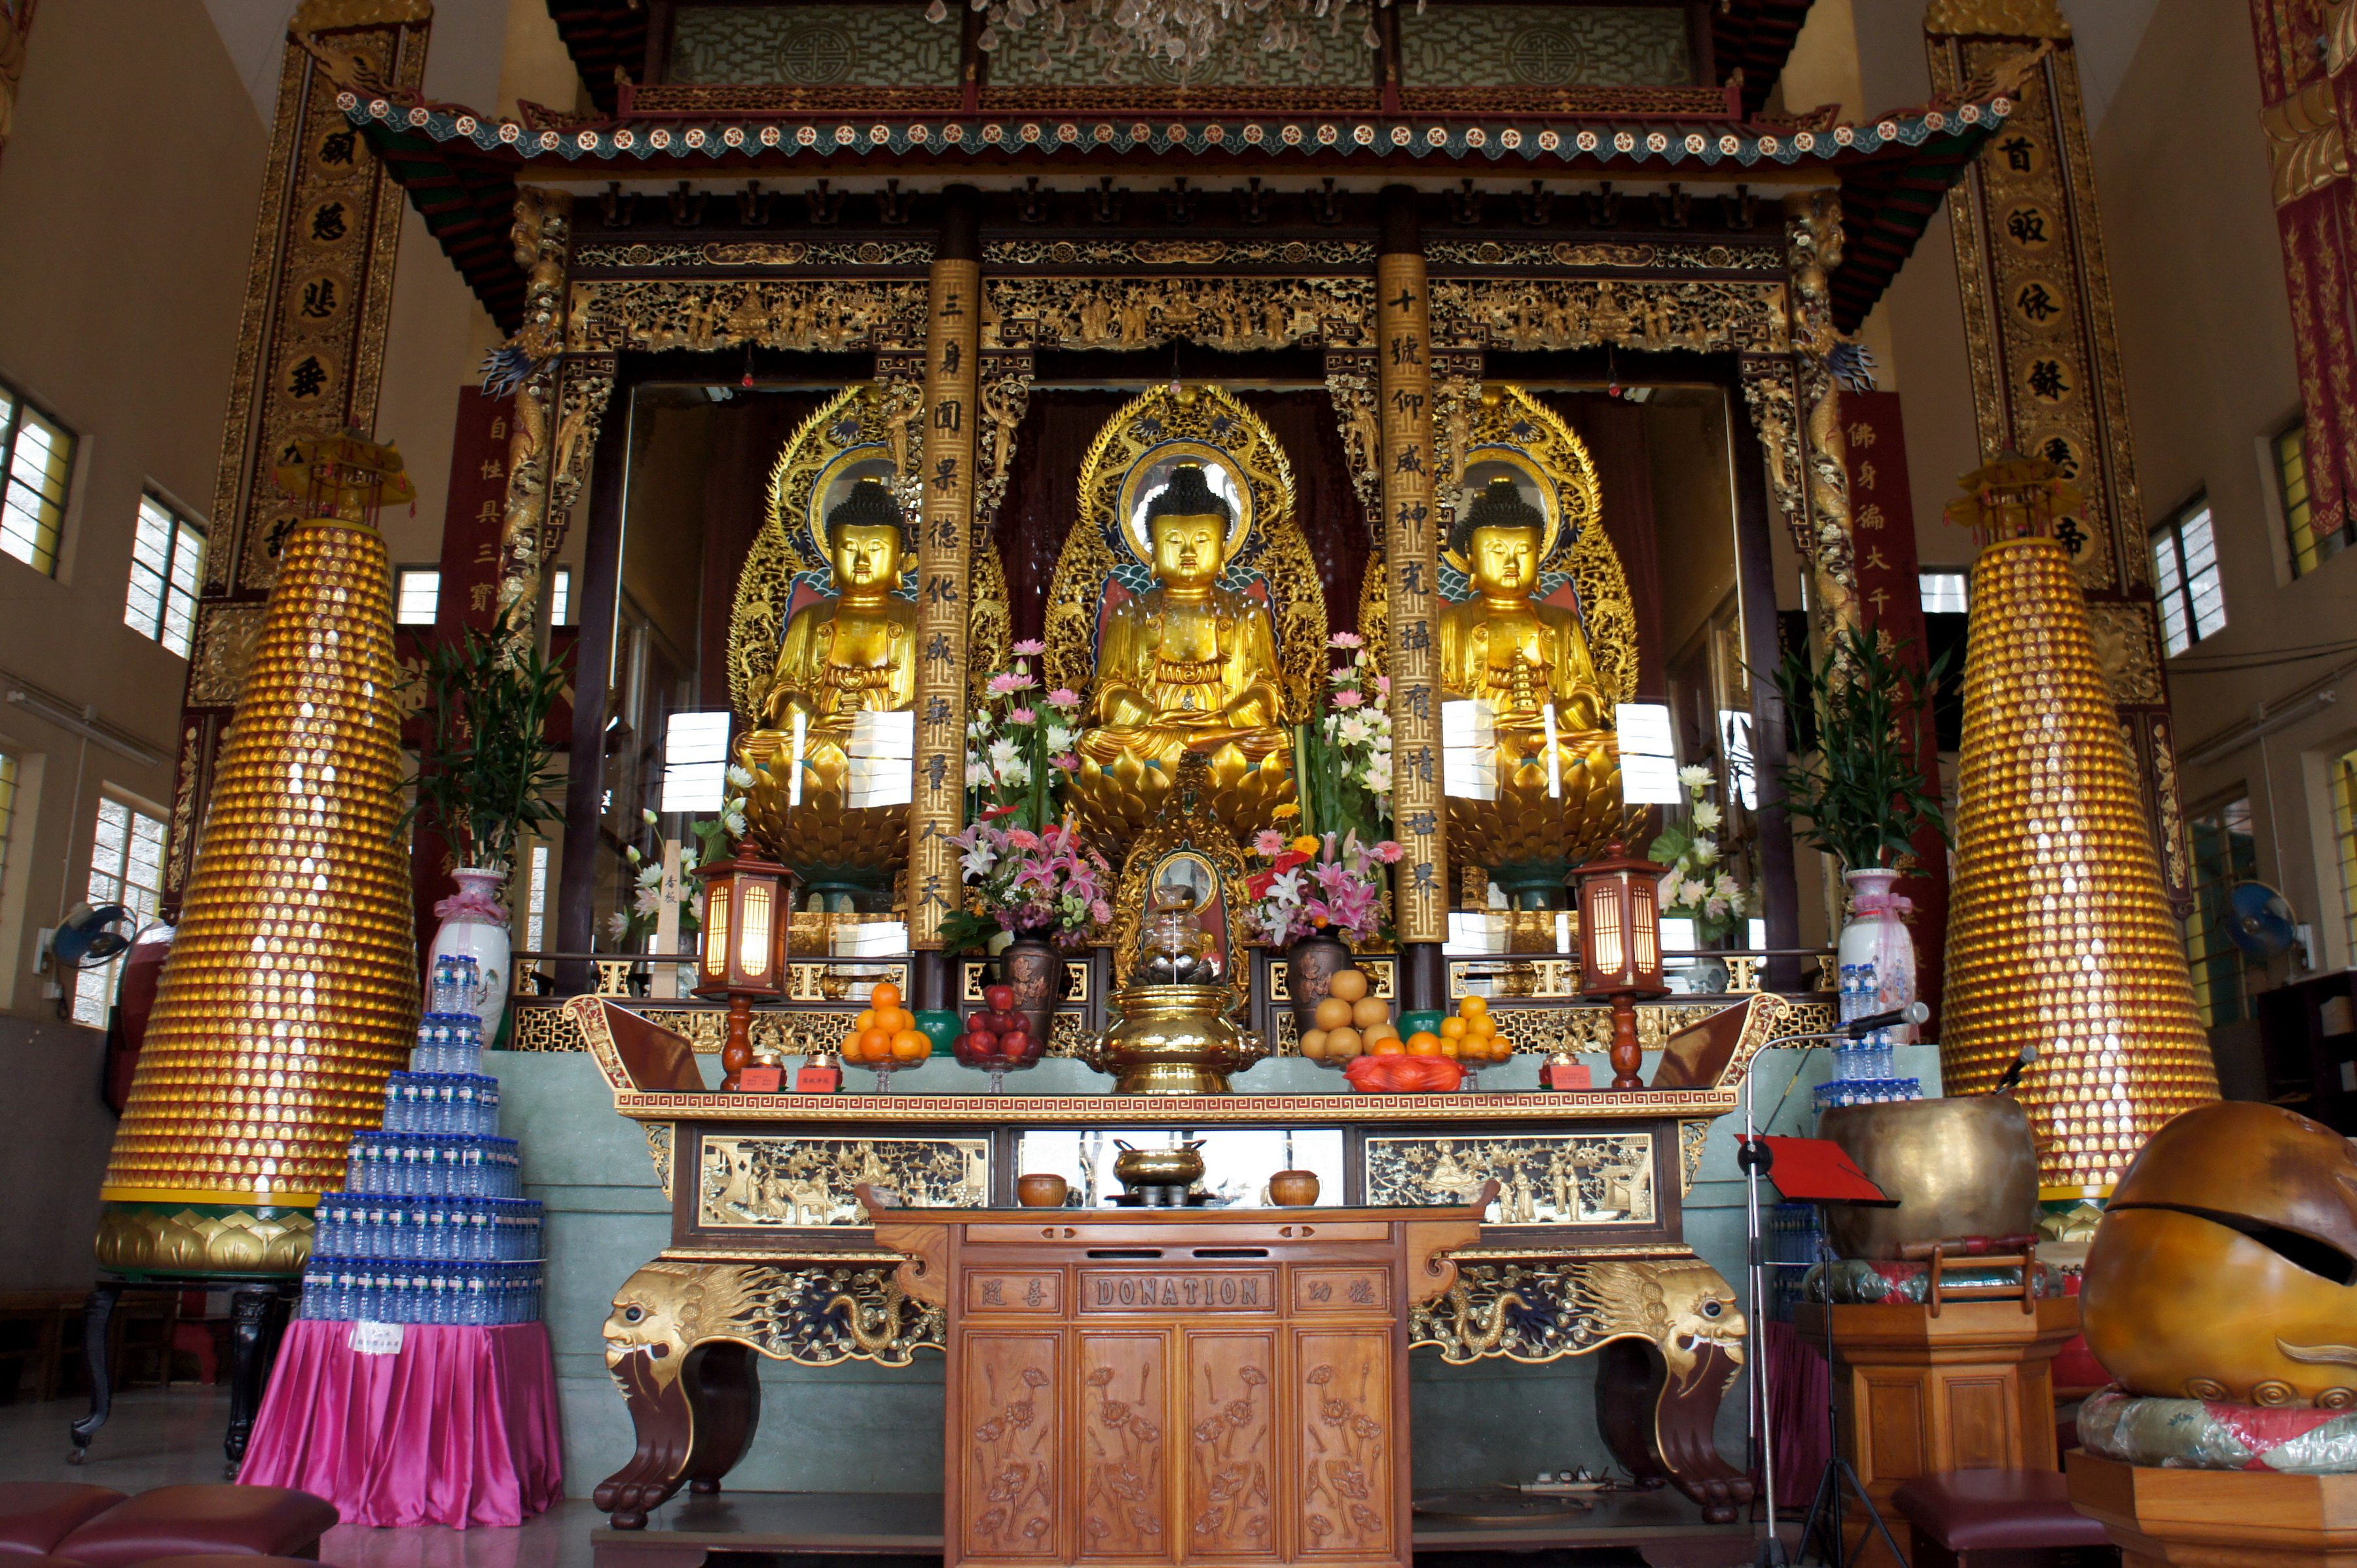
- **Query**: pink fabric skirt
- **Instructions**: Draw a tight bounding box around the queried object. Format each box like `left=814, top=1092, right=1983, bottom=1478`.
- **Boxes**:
left=241, top=1320, right=564, bottom=1527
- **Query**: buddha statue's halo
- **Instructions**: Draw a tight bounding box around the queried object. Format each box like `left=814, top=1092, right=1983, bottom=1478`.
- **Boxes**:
left=1441, top=449, right=1564, bottom=575
left=805, top=453, right=906, bottom=571
left=1116, top=443, right=1255, bottom=568
left=818, top=475, right=914, bottom=553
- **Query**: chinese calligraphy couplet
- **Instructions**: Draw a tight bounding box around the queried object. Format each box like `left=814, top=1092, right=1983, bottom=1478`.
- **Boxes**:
left=1376, top=189, right=1448, bottom=984
left=913, top=189, right=982, bottom=971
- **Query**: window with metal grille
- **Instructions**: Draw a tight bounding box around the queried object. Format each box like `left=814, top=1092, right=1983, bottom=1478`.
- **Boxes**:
left=0, top=754, right=20, bottom=902
left=70, top=798, right=166, bottom=1029
left=549, top=566, right=573, bottom=628
left=2183, top=795, right=2257, bottom=1029
left=0, top=382, right=73, bottom=574
left=394, top=568, right=441, bottom=626
left=1918, top=570, right=1969, bottom=615
left=124, top=495, right=206, bottom=657
left=2151, top=496, right=2227, bottom=655
left=2279, top=420, right=2356, bottom=576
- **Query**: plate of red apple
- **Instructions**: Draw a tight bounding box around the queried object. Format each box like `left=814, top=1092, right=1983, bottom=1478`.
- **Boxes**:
left=955, top=985, right=1048, bottom=1087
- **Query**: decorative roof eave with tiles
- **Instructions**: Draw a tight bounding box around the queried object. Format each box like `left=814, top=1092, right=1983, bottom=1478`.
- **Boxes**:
left=349, top=92, right=2008, bottom=336
left=348, top=94, right=2007, bottom=172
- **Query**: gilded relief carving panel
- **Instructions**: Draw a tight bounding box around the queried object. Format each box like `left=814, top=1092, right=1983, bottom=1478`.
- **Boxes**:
left=698, top=1135, right=989, bottom=1226
left=1364, top=1133, right=1656, bottom=1224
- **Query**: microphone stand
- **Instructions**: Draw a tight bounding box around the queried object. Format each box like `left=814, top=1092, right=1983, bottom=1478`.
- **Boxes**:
left=1739, top=1004, right=1923, bottom=1568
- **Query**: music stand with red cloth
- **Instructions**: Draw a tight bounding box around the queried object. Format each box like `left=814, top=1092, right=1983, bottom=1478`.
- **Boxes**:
left=1736, top=1134, right=1905, bottom=1568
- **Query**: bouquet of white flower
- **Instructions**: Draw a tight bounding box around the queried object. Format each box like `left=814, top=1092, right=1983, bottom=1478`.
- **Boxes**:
left=605, top=805, right=718, bottom=945
left=1647, top=765, right=1755, bottom=945
left=1296, top=632, right=1393, bottom=842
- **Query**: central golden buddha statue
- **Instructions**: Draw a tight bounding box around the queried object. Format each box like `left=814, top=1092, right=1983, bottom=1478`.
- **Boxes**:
left=1439, top=476, right=1625, bottom=903
left=1070, top=463, right=1294, bottom=848
left=736, top=477, right=917, bottom=902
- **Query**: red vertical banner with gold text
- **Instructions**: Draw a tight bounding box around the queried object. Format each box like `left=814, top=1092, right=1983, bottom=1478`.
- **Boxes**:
left=435, top=387, right=512, bottom=637
left=1842, top=389, right=1949, bottom=1036
left=407, top=387, right=520, bottom=964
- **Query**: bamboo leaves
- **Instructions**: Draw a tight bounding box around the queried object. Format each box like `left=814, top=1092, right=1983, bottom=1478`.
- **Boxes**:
left=1769, top=626, right=1949, bottom=873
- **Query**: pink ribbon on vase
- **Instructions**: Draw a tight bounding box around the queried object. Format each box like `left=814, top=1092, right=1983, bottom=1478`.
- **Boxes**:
left=433, top=887, right=510, bottom=926
left=1850, top=886, right=1912, bottom=918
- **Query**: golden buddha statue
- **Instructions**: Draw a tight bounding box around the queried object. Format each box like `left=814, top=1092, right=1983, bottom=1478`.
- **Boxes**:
left=746, top=479, right=918, bottom=735
left=736, top=478, right=918, bottom=902
left=1440, top=477, right=1611, bottom=734
left=1069, top=463, right=1295, bottom=847
left=1439, top=475, right=1626, bottom=904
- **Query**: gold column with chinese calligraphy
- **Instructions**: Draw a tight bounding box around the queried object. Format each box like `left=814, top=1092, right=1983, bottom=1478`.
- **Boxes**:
left=166, top=0, right=429, bottom=912
left=1927, top=3, right=2193, bottom=917
left=913, top=189, right=982, bottom=965
left=1376, top=189, right=1447, bottom=998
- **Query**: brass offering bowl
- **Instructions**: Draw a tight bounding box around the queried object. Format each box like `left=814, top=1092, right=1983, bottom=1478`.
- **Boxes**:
left=1817, top=1093, right=2039, bottom=1260
left=1113, top=1139, right=1207, bottom=1199
left=1086, top=983, right=1269, bottom=1095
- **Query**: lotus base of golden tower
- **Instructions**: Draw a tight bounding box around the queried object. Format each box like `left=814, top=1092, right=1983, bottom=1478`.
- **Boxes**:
left=93, top=1201, right=316, bottom=1278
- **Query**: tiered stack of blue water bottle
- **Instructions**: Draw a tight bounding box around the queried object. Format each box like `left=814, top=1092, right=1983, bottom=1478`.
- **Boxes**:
left=1812, top=959, right=1925, bottom=1112
left=298, top=956, right=545, bottom=1326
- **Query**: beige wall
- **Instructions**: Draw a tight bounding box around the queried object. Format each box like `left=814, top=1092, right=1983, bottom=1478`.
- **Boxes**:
left=1831, top=1, right=2357, bottom=996
left=0, top=0, right=573, bottom=1286
left=2085, top=0, right=2357, bottom=979
left=0, top=0, right=269, bottom=1283
left=0, top=0, right=263, bottom=1003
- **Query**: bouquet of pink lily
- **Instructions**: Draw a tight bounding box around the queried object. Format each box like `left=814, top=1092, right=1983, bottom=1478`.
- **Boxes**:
left=941, top=813, right=1115, bottom=953
left=1245, top=830, right=1402, bottom=948
left=966, top=640, right=1086, bottom=831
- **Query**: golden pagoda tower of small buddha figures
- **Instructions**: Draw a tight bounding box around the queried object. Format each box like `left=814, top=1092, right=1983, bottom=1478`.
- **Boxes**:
left=94, top=433, right=421, bottom=1275
left=1939, top=454, right=2218, bottom=1199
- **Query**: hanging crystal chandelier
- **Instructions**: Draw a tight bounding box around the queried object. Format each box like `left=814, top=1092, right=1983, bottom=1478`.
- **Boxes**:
left=926, top=0, right=1415, bottom=80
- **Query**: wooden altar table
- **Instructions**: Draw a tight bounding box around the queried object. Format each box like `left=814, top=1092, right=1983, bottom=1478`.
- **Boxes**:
left=576, top=994, right=1776, bottom=1539
left=866, top=1185, right=1488, bottom=1567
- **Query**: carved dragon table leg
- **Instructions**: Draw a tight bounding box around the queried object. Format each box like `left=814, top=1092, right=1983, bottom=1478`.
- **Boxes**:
left=1589, top=1262, right=1754, bottom=1526
left=594, top=1339, right=699, bottom=1529
left=596, top=1261, right=769, bottom=1528
left=593, top=1257, right=949, bottom=1528
left=1410, top=1254, right=1756, bottom=1524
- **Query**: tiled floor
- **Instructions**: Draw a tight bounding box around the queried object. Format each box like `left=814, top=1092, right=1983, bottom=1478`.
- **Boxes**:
left=0, top=1389, right=595, bottom=1568
left=0, top=1388, right=1745, bottom=1568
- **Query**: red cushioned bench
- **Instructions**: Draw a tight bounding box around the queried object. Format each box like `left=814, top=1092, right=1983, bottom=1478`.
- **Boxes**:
left=0, top=1487, right=335, bottom=1568
left=1892, top=1469, right=2116, bottom=1568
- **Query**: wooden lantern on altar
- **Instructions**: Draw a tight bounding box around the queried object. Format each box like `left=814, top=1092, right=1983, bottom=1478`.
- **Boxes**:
left=695, top=856, right=792, bottom=1091
left=1577, top=841, right=1668, bottom=1089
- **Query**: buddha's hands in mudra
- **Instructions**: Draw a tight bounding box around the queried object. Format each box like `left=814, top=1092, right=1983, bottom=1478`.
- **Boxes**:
left=1078, top=708, right=1290, bottom=766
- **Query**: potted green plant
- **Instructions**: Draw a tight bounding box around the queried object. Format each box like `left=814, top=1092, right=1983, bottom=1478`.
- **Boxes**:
left=1770, top=624, right=1949, bottom=1048
left=401, top=611, right=567, bottom=1038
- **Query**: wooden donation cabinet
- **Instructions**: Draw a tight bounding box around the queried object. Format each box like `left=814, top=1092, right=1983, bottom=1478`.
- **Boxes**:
left=868, top=1186, right=1486, bottom=1567
left=571, top=991, right=1791, bottom=1540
